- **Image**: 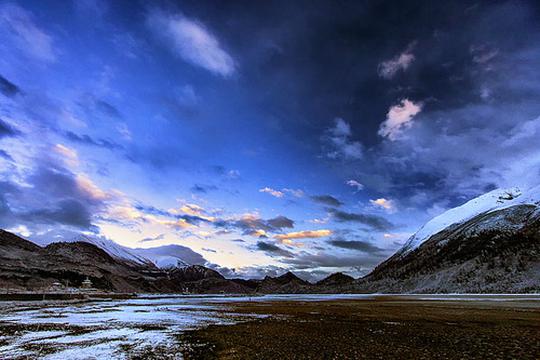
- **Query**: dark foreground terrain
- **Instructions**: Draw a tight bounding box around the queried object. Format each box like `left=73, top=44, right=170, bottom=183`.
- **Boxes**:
left=179, top=297, right=540, bottom=360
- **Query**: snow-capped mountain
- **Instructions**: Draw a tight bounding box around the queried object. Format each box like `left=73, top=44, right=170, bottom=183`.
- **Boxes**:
left=131, top=245, right=206, bottom=269
left=399, top=185, right=540, bottom=255
left=35, top=234, right=151, bottom=266
left=33, top=234, right=205, bottom=269
left=357, top=185, right=540, bottom=293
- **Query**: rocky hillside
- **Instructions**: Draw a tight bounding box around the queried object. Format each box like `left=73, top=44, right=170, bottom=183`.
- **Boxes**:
left=256, top=272, right=314, bottom=293
left=0, top=230, right=254, bottom=293
left=317, top=272, right=354, bottom=287
left=356, top=200, right=540, bottom=293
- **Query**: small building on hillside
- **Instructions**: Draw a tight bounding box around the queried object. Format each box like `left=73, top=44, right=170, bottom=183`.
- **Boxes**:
left=81, top=278, right=93, bottom=289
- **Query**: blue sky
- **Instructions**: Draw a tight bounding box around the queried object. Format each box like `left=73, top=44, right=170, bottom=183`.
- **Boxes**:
left=1, top=0, right=540, bottom=280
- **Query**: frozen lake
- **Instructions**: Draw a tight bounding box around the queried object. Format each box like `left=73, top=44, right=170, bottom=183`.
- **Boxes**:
left=0, top=293, right=538, bottom=359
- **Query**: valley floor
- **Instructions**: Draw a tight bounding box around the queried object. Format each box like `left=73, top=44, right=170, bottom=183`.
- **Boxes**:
left=0, top=294, right=539, bottom=359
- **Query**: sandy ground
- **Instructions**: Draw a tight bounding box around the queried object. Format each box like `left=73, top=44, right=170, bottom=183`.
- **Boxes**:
left=178, top=297, right=540, bottom=360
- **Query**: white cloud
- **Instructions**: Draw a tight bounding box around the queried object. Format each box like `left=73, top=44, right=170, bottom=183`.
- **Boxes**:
left=147, top=9, right=235, bottom=77
left=259, top=187, right=304, bottom=199
left=259, top=187, right=284, bottom=198
left=346, top=179, right=364, bottom=191
left=369, top=198, right=396, bottom=213
left=326, top=118, right=363, bottom=159
left=378, top=43, right=416, bottom=79
left=378, top=99, right=422, bottom=140
left=0, top=3, right=56, bottom=62
left=282, top=188, right=304, bottom=198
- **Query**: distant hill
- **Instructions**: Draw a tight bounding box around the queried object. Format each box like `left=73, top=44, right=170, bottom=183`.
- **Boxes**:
left=0, top=230, right=252, bottom=293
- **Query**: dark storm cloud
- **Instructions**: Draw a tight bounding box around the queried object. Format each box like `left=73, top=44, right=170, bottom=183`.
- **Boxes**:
left=64, top=131, right=123, bottom=150
left=0, top=157, right=109, bottom=231
left=21, top=199, right=93, bottom=228
left=327, top=208, right=395, bottom=231
left=310, top=195, right=343, bottom=207
left=0, top=74, right=20, bottom=97
left=0, top=119, right=20, bottom=138
left=328, top=238, right=383, bottom=254
left=255, top=241, right=294, bottom=258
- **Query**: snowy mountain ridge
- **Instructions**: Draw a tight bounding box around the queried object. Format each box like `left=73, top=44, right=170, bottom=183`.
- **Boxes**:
left=400, top=184, right=540, bottom=255
left=64, top=235, right=152, bottom=266
left=33, top=235, right=203, bottom=269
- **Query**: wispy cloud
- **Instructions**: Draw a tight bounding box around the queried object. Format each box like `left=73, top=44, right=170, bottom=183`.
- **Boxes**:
left=260, top=187, right=304, bottom=199
left=346, top=179, right=364, bottom=192
left=378, top=42, right=416, bottom=79
left=327, top=208, right=394, bottom=231
left=274, top=229, right=332, bottom=241
left=378, top=99, right=422, bottom=140
left=325, top=118, right=362, bottom=159
left=328, top=239, right=383, bottom=253
left=147, top=9, right=236, bottom=77
left=259, top=187, right=284, bottom=198
left=0, top=3, right=56, bottom=62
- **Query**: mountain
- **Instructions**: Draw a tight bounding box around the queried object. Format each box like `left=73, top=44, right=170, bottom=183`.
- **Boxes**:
left=400, top=186, right=539, bottom=255
left=131, top=244, right=206, bottom=269
left=33, top=235, right=205, bottom=270
left=0, top=230, right=165, bottom=292
left=0, top=230, right=251, bottom=293
left=316, top=272, right=354, bottom=287
left=356, top=185, right=540, bottom=293
left=257, top=271, right=313, bottom=293
left=65, top=235, right=152, bottom=266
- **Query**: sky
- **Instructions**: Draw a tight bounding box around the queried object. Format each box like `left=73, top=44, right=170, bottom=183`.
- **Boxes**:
left=1, top=0, right=540, bottom=281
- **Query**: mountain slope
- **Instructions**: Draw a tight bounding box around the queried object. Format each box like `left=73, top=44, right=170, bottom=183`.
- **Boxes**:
left=317, top=272, right=354, bottom=287
left=131, top=245, right=206, bottom=269
left=0, top=230, right=251, bottom=293
left=33, top=235, right=205, bottom=270
left=357, top=193, right=540, bottom=293
left=257, top=272, right=313, bottom=293
left=400, top=185, right=540, bottom=255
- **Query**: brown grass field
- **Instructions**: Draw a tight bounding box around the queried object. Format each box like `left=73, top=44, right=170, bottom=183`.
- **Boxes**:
left=178, top=297, right=540, bottom=359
